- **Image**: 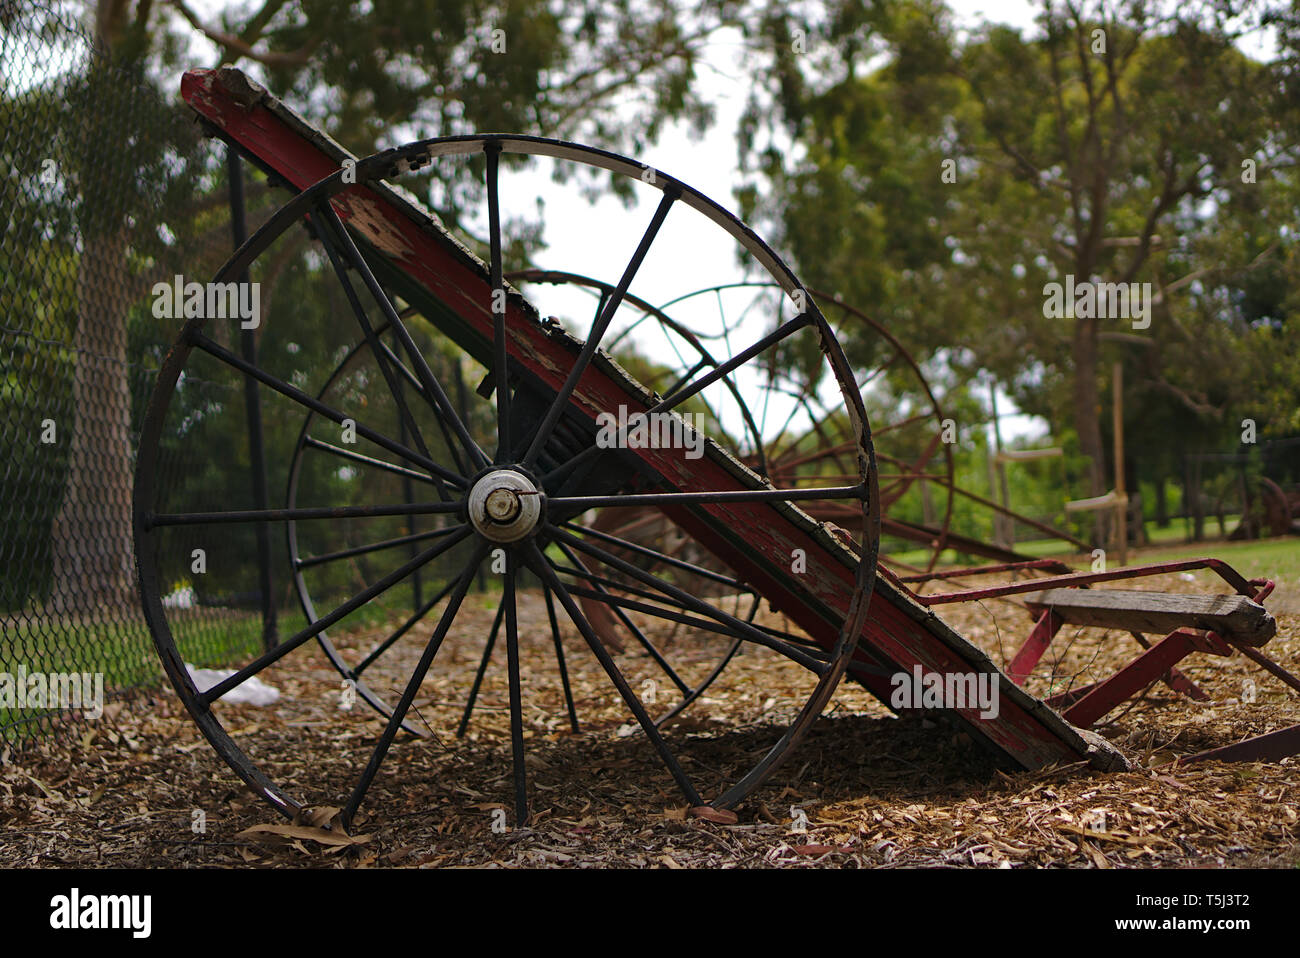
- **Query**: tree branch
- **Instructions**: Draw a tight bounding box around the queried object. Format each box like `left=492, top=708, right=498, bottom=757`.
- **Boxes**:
left=167, top=0, right=321, bottom=67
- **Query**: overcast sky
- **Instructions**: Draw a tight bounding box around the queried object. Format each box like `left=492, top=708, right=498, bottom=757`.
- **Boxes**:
left=182, top=1, right=1277, bottom=445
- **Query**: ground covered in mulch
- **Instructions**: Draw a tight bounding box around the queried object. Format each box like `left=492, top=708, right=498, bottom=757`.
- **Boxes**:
left=2, top=566, right=1297, bottom=868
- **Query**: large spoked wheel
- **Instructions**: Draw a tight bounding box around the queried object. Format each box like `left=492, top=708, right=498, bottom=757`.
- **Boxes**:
left=286, top=319, right=758, bottom=733
left=134, top=135, right=879, bottom=829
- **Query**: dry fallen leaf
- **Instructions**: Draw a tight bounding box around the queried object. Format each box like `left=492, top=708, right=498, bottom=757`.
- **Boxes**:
left=791, top=844, right=838, bottom=856
left=689, top=806, right=739, bottom=825
left=236, top=822, right=372, bottom=848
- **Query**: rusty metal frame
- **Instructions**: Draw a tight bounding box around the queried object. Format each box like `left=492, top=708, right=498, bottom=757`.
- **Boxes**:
left=901, top=555, right=1300, bottom=763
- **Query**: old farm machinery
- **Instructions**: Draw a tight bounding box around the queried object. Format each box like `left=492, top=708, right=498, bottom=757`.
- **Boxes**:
left=134, top=68, right=1297, bottom=830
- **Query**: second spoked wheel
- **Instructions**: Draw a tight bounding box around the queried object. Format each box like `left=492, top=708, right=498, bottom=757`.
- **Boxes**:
left=134, top=135, right=879, bottom=828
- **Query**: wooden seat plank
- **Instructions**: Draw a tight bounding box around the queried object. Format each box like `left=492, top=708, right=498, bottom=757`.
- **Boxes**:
left=1022, top=588, right=1274, bottom=646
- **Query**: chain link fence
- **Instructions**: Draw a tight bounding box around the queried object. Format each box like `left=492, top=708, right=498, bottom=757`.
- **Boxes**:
left=0, top=3, right=270, bottom=743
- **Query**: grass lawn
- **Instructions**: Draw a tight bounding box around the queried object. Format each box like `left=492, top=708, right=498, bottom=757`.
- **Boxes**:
left=1131, top=535, right=1300, bottom=585
left=0, top=575, right=486, bottom=741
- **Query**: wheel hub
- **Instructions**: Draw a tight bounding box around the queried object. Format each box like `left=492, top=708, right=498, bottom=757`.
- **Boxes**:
left=468, top=469, right=542, bottom=542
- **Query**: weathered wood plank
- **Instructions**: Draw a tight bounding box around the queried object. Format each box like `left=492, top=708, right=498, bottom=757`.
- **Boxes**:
left=1023, top=588, right=1275, bottom=646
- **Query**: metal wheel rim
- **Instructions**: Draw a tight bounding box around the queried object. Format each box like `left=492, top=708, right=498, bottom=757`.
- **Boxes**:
left=134, top=133, right=880, bottom=825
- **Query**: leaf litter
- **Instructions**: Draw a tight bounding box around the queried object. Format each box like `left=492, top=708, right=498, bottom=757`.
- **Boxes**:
left=0, top=572, right=1296, bottom=868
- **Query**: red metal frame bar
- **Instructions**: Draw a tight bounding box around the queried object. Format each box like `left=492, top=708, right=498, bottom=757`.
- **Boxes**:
left=1007, top=609, right=1064, bottom=683
left=912, top=557, right=1268, bottom=606
left=899, top=558, right=1074, bottom=585
left=917, top=553, right=1299, bottom=762
left=1182, top=723, right=1300, bottom=764
left=1062, top=628, right=1233, bottom=728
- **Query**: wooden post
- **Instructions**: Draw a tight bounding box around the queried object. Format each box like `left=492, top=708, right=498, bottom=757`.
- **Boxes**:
left=990, top=384, right=1014, bottom=547
left=1112, top=361, right=1127, bottom=566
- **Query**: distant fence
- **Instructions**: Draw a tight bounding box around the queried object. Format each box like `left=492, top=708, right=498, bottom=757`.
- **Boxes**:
left=0, top=4, right=263, bottom=742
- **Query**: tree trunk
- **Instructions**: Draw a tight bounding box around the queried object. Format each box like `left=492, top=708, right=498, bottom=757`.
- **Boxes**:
left=49, top=227, right=136, bottom=616
left=1071, top=314, right=1108, bottom=545
left=48, top=24, right=140, bottom=617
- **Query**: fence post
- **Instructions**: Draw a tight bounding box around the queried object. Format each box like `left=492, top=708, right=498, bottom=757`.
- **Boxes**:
left=228, top=147, right=278, bottom=651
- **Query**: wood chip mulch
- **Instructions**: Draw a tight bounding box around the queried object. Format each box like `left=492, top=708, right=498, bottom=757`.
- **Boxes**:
left=1, top=569, right=1297, bottom=868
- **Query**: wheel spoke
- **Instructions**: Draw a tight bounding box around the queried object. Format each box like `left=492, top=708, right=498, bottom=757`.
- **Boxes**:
left=190, top=331, right=465, bottom=488
left=523, top=188, right=679, bottom=468
left=559, top=578, right=826, bottom=661
left=313, top=203, right=450, bottom=501
left=456, top=600, right=505, bottom=736
left=552, top=524, right=829, bottom=674
left=297, top=524, right=462, bottom=570
left=523, top=540, right=702, bottom=807
left=343, top=541, right=489, bottom=826
left=661, top=357, right=709, bottom=402
left=548, top=559, right=759, bottom=635
left=857, top=350, right=902, bottom=390
left=542, top=583, right=580, bottom=733
left=200, top=526, right=473, bottom=705
left=551, top=562, right=808, bottom=648
left=151, top=501, right=462, bottom=527
left=541, top=310, right=813, bottom=488
left=553, top=541, right=692, bottom=695
left=562, top=520, right=751, bottom=593
left=313, top=202, right=490, bottom=473
left=303, top=435, right=440, bottom=486
left=502, top=554, right=528, bottom=825
left=547, top=483, right=867, bottom=511
left=354, top=575, right=461, bottom=676
left=485, top=143, right=513, bottom=463
left=370, top=336, right=472, bottom=478
left=873, top=410, right=933, bottom=437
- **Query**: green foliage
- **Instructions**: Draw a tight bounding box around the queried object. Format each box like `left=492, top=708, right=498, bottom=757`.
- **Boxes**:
left=740, top=0, right=1300, bottom=508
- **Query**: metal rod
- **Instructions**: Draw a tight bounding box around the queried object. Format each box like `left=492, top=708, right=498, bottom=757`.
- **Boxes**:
left=371, top=335, right=470, bottom=479
left=201, top=527, right=472, bottom=704
left=502, top=556, right=529, bottom=825
left=355, top=575, right=460, bottom=675
left=542, top=583, right=580, bottom=733
left=314, top=204, right=448, bottom=501
left=318, top=202, right=490, bottom=473
left=554, top=541, right=692, bottom=694
left=151, top=501, right=462, bottom=527
left=343, top=543, right=488, bottom=827
left=229, top=148, right=278, bottom=651
left=553, top=525, right=829, bottom=674
left=562, top=520, right=750, bottom=591
left=457, top=600, right=505, bottom=736
left=524, top=540, right=702, bottom=806
left=303, top=435, right=439, bottom=485
left=559, top=580, right=829, bottom=662
left=485, top=142, right=512, bottom=463
left=296, top=524, right=462, bottom=570
left=549, top=483, right=866, bottom=511
left=541, top=311, right=815, bottom=489
left=524, top=188, right=679, bottom=468
left=190, top=331, right=465, bottom=488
